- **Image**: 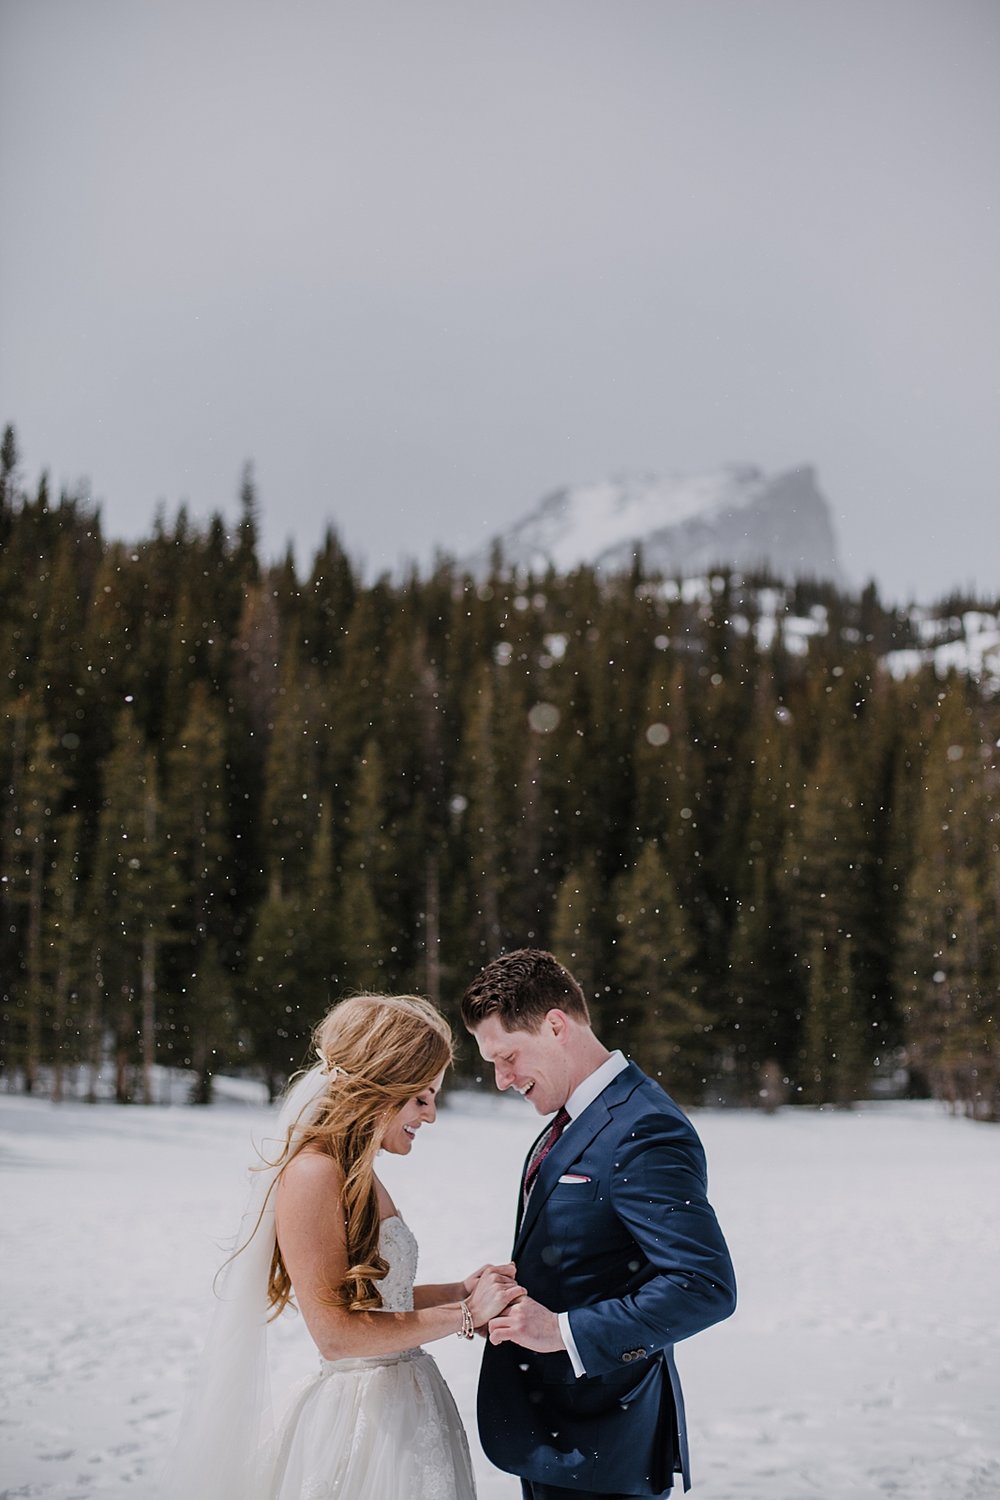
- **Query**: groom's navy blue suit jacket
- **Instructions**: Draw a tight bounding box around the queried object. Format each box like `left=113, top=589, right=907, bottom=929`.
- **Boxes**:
left=478, top=1062, right=736, bottom=1495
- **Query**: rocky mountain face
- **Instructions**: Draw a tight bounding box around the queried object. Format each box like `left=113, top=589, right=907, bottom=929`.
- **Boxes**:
left=463, top=463, right=844, bottom=583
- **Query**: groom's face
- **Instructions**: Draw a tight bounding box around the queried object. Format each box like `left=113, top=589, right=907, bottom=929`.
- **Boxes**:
left=471, top=1012, right=570, bottom=1116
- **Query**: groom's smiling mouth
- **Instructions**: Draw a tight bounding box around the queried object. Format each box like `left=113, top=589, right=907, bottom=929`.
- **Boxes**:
left=516, top=1082, right=534, bottom=1098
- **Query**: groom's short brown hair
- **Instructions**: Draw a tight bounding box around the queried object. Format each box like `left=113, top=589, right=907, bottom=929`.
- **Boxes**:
left=460, top=948, right=590, bottom=1032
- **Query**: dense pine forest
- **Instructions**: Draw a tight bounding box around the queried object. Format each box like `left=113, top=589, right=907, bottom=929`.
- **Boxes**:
left=1, top=425, right=998, bottom=1116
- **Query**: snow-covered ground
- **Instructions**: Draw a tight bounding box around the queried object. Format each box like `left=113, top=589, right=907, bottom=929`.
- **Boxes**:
left=2, top=1092, right=998, bottom=1500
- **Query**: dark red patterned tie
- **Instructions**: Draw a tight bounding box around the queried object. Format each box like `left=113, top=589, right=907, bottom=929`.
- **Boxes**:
left=523, top=1107, right=571, bottom=1205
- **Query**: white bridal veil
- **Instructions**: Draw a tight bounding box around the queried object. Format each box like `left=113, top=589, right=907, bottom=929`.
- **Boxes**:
left=162, top=1064, right=329, bottom=1500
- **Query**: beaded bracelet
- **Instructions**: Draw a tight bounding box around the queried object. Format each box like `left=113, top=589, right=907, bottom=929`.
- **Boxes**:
left=457, top=1299, right=475, bottom=1340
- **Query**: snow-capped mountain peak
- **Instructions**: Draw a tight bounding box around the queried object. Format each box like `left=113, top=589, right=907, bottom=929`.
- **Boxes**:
left=463, top=463, right=842, bottom=583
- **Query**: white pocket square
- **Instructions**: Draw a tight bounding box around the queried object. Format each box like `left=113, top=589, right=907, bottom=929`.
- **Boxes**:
left=558, top=1173, right=592, bottom=1183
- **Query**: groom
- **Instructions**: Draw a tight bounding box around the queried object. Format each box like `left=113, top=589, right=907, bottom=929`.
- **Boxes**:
left=461, top=949, right=736, bottom=1499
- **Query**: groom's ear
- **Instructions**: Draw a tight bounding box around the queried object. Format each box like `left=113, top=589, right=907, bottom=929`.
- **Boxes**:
left=545, top=1009, right=569, bottom=1040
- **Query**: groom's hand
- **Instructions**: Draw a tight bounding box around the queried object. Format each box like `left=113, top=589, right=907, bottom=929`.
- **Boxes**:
left=488, top=1295, right=564, bottom=1353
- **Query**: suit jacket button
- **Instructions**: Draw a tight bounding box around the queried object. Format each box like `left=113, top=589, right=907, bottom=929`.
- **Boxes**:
left=635, top=1348, right=647, bottom=1359
left=621, top=1351, right=633, bottom=1363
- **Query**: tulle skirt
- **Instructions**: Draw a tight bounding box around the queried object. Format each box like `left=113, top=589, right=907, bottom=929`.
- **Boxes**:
left=265, top=1346, right=477, bottom=1500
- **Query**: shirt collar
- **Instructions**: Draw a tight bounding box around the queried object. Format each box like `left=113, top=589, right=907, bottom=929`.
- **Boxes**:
left=564, top=1050, right=628, bottom=1122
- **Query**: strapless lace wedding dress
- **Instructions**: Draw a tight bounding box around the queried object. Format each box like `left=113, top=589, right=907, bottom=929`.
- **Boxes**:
left=265, top=1216, right=477, bottom=1500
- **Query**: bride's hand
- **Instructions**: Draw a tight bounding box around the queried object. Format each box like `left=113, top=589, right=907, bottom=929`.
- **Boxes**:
left=461, top=1265, right=489, bottom=1297
left=462, top=1260, right=516, bottom=1298
left=466, top=1264, right=524, bottom=1328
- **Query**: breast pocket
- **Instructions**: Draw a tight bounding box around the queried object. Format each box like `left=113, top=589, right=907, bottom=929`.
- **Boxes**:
left=548, top=1176, right=602, bottom=1202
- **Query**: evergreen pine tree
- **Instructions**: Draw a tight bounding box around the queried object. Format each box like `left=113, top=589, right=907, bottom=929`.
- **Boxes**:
left=302, top=525, right=357, bottom=670
left=236, top=460, right=261, bottom=584
left=896, top=680, right=1000, bottom=1117
left=162, top=684, right=234, bottom=1089
left=186, top=940, right=234, bottom=1105
left=85, top=711, right=170, bottom=1101
left=241, top=887, right=304, bottom=1098
left=261, top=641, right=320, bottom=899
left=47, top=810, right=83, bottom=1101
left=726, top=679, right=802, bottom=1099
left=611, top=840, right=706, bottom=1097
left=457, top=664, right=504, bottom=962
left=10, top=724, right=67, bottom=1090
left=0, top=422, right=19, bottom=516
left=337, top=741, right=388, bottom=990
left=784, top=744, right=872, bottom=1103
left=551, top=854, right=605, bottom=1027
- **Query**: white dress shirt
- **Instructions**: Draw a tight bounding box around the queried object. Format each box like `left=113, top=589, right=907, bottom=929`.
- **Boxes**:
left=552, top=1050, right=628, bottom=1376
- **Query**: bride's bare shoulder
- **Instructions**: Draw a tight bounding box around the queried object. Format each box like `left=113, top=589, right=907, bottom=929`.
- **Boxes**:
left=275, top=1148, right=347, bottom=1253
left=279, top=1145, right=344, bottom=1195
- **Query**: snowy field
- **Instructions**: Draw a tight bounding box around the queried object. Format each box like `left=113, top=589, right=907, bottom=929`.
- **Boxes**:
left=2, top=1089, right=999, bottom=1500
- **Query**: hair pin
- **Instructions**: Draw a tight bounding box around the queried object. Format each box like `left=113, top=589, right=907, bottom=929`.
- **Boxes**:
left=316, top=1048, right=351, bottom=1079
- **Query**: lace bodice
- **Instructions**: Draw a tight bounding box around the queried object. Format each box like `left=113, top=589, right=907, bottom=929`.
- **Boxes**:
left=378, top=1215, right=418, bottom=1312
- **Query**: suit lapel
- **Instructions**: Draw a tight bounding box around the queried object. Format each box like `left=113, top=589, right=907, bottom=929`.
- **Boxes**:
left=513, top=1062, right=646, bottom=1255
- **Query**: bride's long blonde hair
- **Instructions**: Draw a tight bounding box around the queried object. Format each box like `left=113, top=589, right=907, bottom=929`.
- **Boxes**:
left=266, top=993, right=454, bottom=1317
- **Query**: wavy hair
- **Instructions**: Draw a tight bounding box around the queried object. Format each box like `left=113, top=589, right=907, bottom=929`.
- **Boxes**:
left=460, top=948, right=589, bottom=1032
left=264, top=993, right=454, bottom=1318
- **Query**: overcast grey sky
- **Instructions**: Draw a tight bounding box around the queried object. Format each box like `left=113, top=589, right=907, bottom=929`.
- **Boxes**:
left=1, top=0, right=998, bottom=602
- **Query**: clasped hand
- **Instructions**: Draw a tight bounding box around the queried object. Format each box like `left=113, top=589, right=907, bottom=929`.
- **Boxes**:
left=487, top=1294, right=564, bottom=1353
left=463, top=1262, right=525, bottom=1327
left=463, top=1265, right=562, bottom=1351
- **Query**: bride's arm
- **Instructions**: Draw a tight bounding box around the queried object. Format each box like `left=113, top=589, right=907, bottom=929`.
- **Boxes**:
left=275, top=1151, right=520, bottom=1360
left=412, top=1282, right=465, bottom=1308
left=413, top=1268, right=489, bottom=1310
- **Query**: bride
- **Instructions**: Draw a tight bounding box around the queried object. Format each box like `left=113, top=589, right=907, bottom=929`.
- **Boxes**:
left=166, top=993, right=522, bottom=1500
